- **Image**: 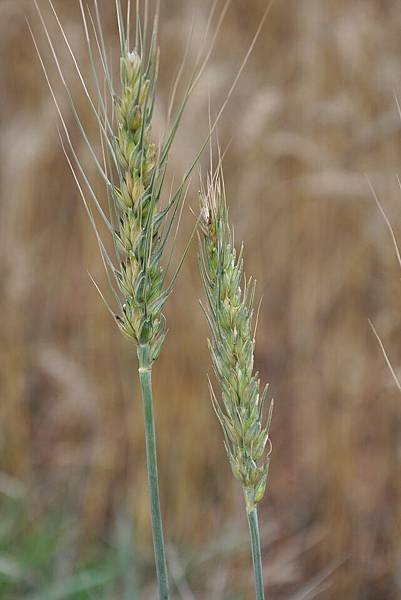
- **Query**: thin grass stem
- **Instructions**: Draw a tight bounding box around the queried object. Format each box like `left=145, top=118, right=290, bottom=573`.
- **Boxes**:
left=247, top=507, right=265, bottom=600
left=137, top=344, right=169, bottom=600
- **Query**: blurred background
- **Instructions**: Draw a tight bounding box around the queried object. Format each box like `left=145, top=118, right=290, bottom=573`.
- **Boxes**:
left=1, top=0, right=401, bottom=598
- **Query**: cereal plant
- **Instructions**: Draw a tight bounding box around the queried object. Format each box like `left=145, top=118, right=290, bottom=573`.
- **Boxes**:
left=199, top=163, right=273, bottom=599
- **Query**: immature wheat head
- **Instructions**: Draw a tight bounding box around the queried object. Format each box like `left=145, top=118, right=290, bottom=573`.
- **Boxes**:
left=114, top=48, right=167, bottom=363
left=199, top=168, right=273, bottom=512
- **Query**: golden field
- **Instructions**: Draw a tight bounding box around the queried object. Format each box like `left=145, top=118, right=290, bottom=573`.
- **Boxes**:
left=1, top=0, right=401, bottom=598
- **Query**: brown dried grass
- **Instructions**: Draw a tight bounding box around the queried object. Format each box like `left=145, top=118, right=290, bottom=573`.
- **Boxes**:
left=1, top=0, right=401, bottom=597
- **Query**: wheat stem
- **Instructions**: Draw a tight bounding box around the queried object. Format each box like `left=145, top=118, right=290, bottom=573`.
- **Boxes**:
left=137, top=344, right=169, bottom=600
left=199, top=164, right=272, bottom=598
left=247, top=506, right=265, bottom=600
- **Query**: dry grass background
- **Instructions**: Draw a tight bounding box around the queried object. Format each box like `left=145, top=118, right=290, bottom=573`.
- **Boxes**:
left=1, top=0, right=401, bottom=598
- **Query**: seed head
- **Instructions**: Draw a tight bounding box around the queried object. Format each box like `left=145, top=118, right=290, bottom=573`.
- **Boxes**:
left=112, top=49, right=168, bottom=362
left=199, top=170, right=273, bottom=512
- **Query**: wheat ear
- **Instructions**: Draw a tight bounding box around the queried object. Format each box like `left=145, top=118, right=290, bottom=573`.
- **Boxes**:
left=199, top=166, right=273, bottom=600
left=31, top=2, right=174, bottom=596
left=115, top=42, right=172, bottom=598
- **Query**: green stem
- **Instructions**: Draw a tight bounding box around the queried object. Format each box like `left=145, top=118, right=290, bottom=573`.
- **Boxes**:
left=137, top=344, right=169, bottom=600
left=247, top=506, right=265, bottom=600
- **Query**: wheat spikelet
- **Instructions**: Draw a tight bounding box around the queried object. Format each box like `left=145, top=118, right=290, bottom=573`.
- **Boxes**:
left=113, top=47, right=168, bottom=361
left=199, top=166, right=273, bottom=513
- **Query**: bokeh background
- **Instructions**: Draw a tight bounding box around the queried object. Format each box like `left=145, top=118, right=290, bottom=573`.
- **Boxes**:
left=1, top=0, right=401, bottom=598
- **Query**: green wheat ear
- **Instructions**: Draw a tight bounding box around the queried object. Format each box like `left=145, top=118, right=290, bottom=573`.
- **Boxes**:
left=113, top=47, right=168, bottom=359
left=199, top=168, right=273, bottom=511
left=30, top=2, right=204, bottom=597
left=199, top=165, right=273, bottom=599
